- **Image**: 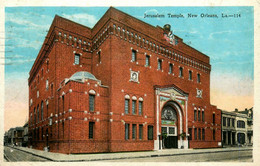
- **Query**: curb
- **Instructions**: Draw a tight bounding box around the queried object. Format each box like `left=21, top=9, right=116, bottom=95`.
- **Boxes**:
left=6, top=146, right=253, bottom=162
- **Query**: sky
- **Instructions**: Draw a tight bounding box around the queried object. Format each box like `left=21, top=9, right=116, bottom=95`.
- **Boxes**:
left=4, top=7, right=254, bottom=131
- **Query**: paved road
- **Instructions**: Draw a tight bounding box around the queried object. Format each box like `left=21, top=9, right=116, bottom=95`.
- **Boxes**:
left=4, top=146, right=48, bottom=162
left=107, top=150, right=253, bottom=162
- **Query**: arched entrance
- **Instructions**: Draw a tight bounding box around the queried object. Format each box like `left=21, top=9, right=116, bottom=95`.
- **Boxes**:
left=161, top=104, right=178, bottom=148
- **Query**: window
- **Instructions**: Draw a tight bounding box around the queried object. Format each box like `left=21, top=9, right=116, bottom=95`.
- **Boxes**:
left=37, top=105, right=39, bottom=122
left=89, top=122, right=94, bottom=139
left=148, top=125, right=153, bottom=140
left=189, top=70, right=192, bottom=80
left=202, top=129, right=205, bottom=140
left=132, top=100, right=136, bottom=114
left=139, top=125, right=143, bottom=140
left=46, top=61, right=49, bottom=71
left=62, top=121, right=65, bottom=138
left=34, top=108, right=36, bottom=124
left=227, top=118, right=230, bottom=126
left=46, top=79, right=49, bottom=90
left=188, top=128, right=192, bottom=140
left=138, top=101, right=143, bottom=115
left=132, top=124, right=136, bottom=139
left=194, top=128, right=197, bottom=140
left=169, top=127, right=175, bottom=134
left=213, top=129, right=215, bottom=140
left=89, top=94, right=95, bottom=112
left=74, top=53, right=80, bottom=65
left=197, top=74, right=201, bottom=83
left=194, top=109, right=197, bottom=121
left=198, top=110, right=201, bottom=121
left=232, top=119, right=235, bottom=127
left=223, top=117, right=226, bottom=126
left=132, top=50, right=137, bottom=62
left=145, top=55, right=150, bottom=66
left=41, top=101, right=44, bottom=120
left=46, top=104, right=48, bottom=119
left=213, top=114, right=215, bottom=124
left=125, top=123, right=129, bottom=140
left=51, top=84, right=53, bottom=96
left=62, top=96, right=65, bottom=112
left=179, top=67, right=183, bottom=77
left=158, top=59, right=162, bottom=70
left=198, top=128, right=201, bottom=140
left=237, top=120, right=245, bottom=128
left=202, top=111, right=205, bottom=122
left=125, top=99, right=129, bottom=114
left=169, top=64, right=173, bottom=74
left=98, top=51, right=101, bottom=63
left=161, top=127, right=167, bottom=134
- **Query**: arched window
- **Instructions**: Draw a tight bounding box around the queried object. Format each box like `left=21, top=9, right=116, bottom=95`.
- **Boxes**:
left=189, top=70, right=192, bottom=80
left=46, top=79, right=49, bottom=90
left=197, top=73, right=201, bottom=83
left=41, top=101, right=44, bottom=120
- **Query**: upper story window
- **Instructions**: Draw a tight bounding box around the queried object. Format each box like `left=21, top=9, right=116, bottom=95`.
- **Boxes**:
left=237, top=120, right=245, bottom=128
left=145, top=55, right=150, bottom=66
left=202, top=111, right=205, bottom=121
left=197, top=73, right=201, bottom=83
left=125, top=99, right=129, bottom=114
left=227, top=118, right=230, bottom=126
left=232, top=119, right=235, bottom=127
left=189, top=70, right=192, bottom=80
left=74, top=53, right=80, bottom=65
left=158, top=59, right=162, bottom=70
left=194, top=109, right=197, bottom=121
left=138, top=100, right=143, bottom=115
left=223, top=117, right=226, bottom=126
left=132, top=99, right=136, bottom=115
left=213, top=113, right=215, bottom=124
left=97, top=51, right=101, bottom=63
left=132, top=50, right=137, bottom=62
left=169, top=64, right=173, bottom=74
left=41, top=101, right=44, bottom=120
left=89, top=94, right=95, bottom=112
left=46, top=79, right=49, bottom=90
left=179, top=67, right=183, bottom=77
left=198, top=110, right=201, bottom=121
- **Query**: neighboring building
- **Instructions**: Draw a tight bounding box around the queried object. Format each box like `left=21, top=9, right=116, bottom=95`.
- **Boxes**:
left=4, top=132, right=8, bottom=146
left=22, top=122, right=29, bottom=147
left=222, top=108, right=253, bottom=147
left=7, top=127, right=24, bottom=146
left=28, top=7, right=222, bottom=154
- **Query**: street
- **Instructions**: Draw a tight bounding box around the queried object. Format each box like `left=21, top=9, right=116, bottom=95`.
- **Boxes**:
left=107, top=150, right=253, bottom=162
left=4, top=146, right=252, bottom=162
left=4, top=146, right=49, bottom=162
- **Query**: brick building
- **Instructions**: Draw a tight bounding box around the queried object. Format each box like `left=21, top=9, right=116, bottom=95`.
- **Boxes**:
left=28, top=7, right=222, bottom=154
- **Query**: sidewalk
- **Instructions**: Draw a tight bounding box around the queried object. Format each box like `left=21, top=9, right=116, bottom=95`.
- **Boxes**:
left=9, top=146, right=252, bottom=162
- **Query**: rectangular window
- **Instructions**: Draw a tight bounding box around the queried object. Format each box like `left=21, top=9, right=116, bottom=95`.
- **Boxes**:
left=189, top=71, right=192, bottom=80
left=98, top=51, right=101, bottom=63
left=188, top=128, right=192, bottom=140
left=213, top=114, right=215, bottom=124
left=227, top=118, right=230, bottom=126
left=179, top=67, right=183, bottom=77
left=132, top=50, right=136, bottom=62
left=198, top=128, right=201, bottom=140
left=223, top=117, right=226, bottom=126
left=161, top=127, right=167, bottom=134
left=202, top=128, right=205, bottom=140
left=138, top=101, right=143, bottom=115
left=198, top=110, right=201, bottom=121
left=89, top=94, right=95, bottom=112
left=169, top=64, right=173, bottom=74
left=145, top=55, right=150, bottom=66
left=158, top=59, right=162, bottom=70
left=148, top=125, right=153, bottom=140
left=213, top=129, right=215, bottom=140
left=89, top=122, right=94, bottom=139
left=194, top=110, right=197, bottom=121
left=194, top=128, right=197, bottom=140
left=74, top=53, right=80, bottom=65
left=169, top=127, right=175, bottom=134
left=132, top=124, right=136, bottom=139
left=132, top=100, right=136, bottom=114
left=125, top=99, right=129, bottom=114
left=139, top=125, right=143, bottom=140
left=202, top=111, right=205, bottom=122
left=125, top=123, right=129, bottom=140
left=232, top=119, right=235, bottom=127
left=197, top=74, right=201, bottom=83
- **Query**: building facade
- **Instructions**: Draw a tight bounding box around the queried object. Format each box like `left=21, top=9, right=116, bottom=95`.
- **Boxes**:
left=222, top=108, right=253, bottom=147
left=28, top=7, right=222, bottom=154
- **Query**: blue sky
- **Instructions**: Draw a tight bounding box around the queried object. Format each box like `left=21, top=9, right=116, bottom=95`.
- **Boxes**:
left=4, top=7, right=254, bottom=130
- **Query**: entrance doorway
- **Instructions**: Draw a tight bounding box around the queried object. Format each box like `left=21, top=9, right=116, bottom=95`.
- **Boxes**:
left=161, top=105, right=178, bottom=149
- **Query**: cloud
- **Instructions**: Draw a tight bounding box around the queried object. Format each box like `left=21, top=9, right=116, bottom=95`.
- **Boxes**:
left=61, top=13, right=98, bottom=27
left=208, top=29, right=253, bottom=40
